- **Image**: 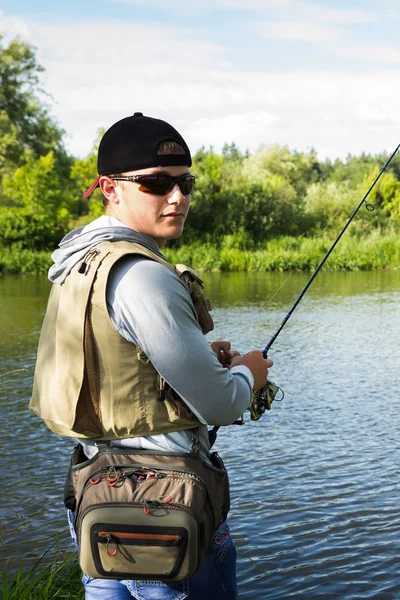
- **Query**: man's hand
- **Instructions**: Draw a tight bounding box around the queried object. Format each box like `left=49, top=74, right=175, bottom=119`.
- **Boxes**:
left=210, top=340, right=241, bottom=368
left=230, top=351, right=273, bottom=391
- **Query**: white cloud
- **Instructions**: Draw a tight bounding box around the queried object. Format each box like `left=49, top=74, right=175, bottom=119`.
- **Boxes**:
left=182, top=69, right=400, bottom=159
left=254, top=7, right=399, bottom=67
left=337, top=45, right=400, bottom=65
left=187, top=110, right=284, bottom=151
left=1, top=11, right=398, bottom=161
left=251, top=0, right=378, bottom=45
left=111, top=0, right=289, bottom=9
left=110, top=0, right=374, bottom=23
left=294, top=2, right=375, bottom=24
left=255, top=19, right=341, bottom=42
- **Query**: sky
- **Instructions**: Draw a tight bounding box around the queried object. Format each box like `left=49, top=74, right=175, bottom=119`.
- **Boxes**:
left=1, top=0, right=399, bottom=161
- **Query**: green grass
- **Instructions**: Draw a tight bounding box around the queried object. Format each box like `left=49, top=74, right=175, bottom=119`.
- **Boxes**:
left=2, top=552, right=83, bottom=600
left=165, top=231, right=400, bottom=272
left=0, top=231, right=399, bottom=275
left=0, top=247, right=52, bottom=275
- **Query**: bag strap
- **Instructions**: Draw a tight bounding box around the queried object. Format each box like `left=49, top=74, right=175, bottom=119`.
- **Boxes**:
left=190, top=427, right=201, bottom=455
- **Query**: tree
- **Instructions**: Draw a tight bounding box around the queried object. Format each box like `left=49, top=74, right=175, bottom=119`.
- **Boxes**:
left=0, top=151, right=69, bottom=249
left=372, top=171, right=400, bottom=222
left=0, top=35, right=65, bottom=178
left=69, top=131, right=105, bottom=220
left=237, top=148, right=304, bottom=237
left=183, top=149, right=225, bottom=242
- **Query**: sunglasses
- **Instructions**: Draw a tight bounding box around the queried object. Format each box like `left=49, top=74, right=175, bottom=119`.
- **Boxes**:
left=112, top=173, right=195, bottom=196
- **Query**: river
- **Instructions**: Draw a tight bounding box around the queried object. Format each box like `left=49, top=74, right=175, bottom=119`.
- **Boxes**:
left=0, top=270, right=399, bottom=599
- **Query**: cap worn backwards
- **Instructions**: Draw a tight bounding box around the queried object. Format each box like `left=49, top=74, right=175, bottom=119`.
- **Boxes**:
left=83, top=112, right=192, bottom=198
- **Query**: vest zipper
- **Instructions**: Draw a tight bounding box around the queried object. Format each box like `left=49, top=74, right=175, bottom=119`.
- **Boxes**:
left=78, top=247, right=101, bottom=275
left=158, top=377, right=166, bottom=402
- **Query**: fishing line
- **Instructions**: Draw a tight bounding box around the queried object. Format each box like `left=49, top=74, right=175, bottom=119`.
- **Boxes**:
left=211, top=145, right=399, bottom=436
left=263, top=162, right=391, bottom=309
left=264, top=204, right=351, bottom=309
left=263, top=144, right=399, bottom=356
left=235, top=545, right=271, bottom=578
left=250, top=143, right=400, bottom=421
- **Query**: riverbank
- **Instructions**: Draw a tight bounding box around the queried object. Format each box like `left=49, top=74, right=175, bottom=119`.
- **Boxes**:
left=0, top=231, right=399, bottom=275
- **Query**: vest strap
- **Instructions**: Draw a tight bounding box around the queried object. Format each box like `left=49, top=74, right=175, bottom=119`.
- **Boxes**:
left=190, top=428, right=200, bottom=455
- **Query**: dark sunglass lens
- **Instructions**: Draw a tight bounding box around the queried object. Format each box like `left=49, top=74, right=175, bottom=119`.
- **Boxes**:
left=137, top=176, right=172, bottom=195
left=136, top=174, right=194, bottom=195
left=178, top=175, right=195, bottom=195
left=178, top=181, right=194, bottom=195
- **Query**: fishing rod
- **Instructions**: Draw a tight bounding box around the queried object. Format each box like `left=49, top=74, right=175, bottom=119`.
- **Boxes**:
left=250, top=142, right=400, bottom=421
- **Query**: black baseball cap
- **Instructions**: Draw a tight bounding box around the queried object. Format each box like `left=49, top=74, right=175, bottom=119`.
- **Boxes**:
left=84, top=112, right=192, bottom=198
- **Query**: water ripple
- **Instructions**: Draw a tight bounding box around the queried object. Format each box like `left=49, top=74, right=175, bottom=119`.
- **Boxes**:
left=1, top=272, right=400, bottom=598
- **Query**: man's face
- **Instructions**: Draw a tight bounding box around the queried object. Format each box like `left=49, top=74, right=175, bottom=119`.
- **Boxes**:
left=106, top=165, right=191, bottom=247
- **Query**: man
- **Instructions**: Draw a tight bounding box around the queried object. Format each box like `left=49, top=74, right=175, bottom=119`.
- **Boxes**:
left=31, top=112, right=272, bottom=599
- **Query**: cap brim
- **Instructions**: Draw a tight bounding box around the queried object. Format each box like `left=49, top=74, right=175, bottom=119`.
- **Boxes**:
left=83, top=175, right=101, bottom=198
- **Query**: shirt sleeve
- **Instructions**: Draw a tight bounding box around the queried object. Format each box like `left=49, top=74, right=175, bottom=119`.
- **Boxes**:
left=106, top=256, right=254, bottom=426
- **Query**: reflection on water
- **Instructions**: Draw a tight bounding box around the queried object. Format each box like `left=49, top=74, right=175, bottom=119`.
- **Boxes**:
left=1, top=271, right=399, bottom=598
left=202, top=269, right=400, bottom=307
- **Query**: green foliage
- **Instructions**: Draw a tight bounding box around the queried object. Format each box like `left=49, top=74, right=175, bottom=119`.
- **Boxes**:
left=374, top=172, right=400, bottom=220
left=69, top=130, right=105, bottom=219
left=182, top=150, right=225, bottom=242
left=1, top=230, right=399, bottom=275
left=3, top=151, right=60, bottom=211
left=0, top=34, right=400, bottom=273
left=0, top=247, right=52, bottom=274
left=0, top=110, right=21, bottom=175
left=0, top=34, right=79, bottom=251
left=304, top=180, right=361, bottom=230
left=0, top=151, right=68, bottom=249
left=327, top=152, right=388, bottom=187
left=165, top=231, right=400, bottom=272
left=2, top=552, right=83, bottom=600
left=0, top=35, right=64, bottom=177
left=184, top=145, right=318, bottom=245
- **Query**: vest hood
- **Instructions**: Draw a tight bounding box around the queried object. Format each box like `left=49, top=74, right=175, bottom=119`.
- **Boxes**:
left=48, top=216, right=166, bottom=284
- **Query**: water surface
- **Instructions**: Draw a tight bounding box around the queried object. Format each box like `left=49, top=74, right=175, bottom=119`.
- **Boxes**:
left=1, top=271, right=399, bottom=598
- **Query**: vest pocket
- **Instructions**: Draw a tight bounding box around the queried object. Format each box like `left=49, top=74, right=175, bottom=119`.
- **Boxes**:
left=90, top=522, right=188, bottom=579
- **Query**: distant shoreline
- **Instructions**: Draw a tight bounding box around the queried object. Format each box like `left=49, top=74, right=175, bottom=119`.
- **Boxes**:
left=1, top=232, right=398, bottom=276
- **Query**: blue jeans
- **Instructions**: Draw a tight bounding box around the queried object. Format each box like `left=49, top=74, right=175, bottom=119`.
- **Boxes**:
left=68, top=512, right=238, bottom=599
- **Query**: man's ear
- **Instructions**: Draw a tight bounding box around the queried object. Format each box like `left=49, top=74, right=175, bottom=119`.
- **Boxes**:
left=99, top=176, right=120, bottom=204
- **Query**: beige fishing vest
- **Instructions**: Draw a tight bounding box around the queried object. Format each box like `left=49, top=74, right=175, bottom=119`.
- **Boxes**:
left=30, top=241, right=214, bottom=439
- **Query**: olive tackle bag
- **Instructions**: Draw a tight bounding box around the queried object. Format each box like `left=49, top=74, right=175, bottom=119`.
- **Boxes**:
left=65, top=445, right=230, bottom=581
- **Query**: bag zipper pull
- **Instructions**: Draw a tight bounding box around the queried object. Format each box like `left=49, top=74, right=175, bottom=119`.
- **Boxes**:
left=143, top=499, right=151, bottom=515
left=104, top=533, right=118, bottom=557
left=107, top=467, right=120, bottom=487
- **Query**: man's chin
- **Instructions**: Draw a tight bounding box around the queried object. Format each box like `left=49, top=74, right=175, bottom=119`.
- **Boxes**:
left=166, top=226, right=184, bottom=241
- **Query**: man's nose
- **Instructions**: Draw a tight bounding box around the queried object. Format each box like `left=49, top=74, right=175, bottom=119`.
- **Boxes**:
left=167, top=184, right=185, bottom=203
